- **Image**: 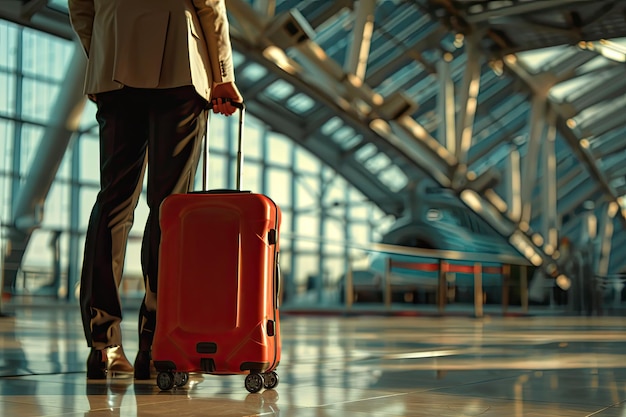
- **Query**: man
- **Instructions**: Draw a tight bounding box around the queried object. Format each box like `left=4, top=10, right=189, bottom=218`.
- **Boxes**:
left=68, top=0, right=243, bottom=379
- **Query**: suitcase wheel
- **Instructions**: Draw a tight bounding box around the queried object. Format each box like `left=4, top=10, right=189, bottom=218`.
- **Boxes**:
left=263, top=371, right=279, bottom=390
left=157, top=371, right=189, bottom=390
left=157, top=371, right=175, bottom=391
left=244, top=373, right=264, bottom=393
left=174, top=372, right=189, bottom=388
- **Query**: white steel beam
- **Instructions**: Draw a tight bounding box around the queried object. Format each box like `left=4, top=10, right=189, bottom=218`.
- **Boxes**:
left=597, top=202, right=619, bottom=277
left=437, top=53, right=456, bottom=153
left=505, top=148, right=522, bottom=222
left=455, top=34, right=481, bottom=171
left=345, top=0, right=376, bottom=82
left=521, top=94, right=548, bottom=227
left=541, top=108, right=559, bottom=255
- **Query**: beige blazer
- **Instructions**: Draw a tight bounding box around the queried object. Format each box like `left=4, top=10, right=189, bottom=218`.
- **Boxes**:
left=68, top=0, right=236, bottom=101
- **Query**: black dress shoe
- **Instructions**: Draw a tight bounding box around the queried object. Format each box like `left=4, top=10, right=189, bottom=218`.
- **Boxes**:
left=134, top=350, right=153, bottom=380
left=86, top=348, right=106, bottom=379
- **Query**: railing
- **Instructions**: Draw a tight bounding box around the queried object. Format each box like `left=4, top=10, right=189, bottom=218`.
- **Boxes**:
left=344, top=243, right=532, bottom=317
left=595, top=274, right=626, bottom=314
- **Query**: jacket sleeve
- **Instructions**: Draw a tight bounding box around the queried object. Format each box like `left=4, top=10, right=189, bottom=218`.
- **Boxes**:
left=193, top=0, right=236, bottom=84
left=68, top=0, right=95, bottom=56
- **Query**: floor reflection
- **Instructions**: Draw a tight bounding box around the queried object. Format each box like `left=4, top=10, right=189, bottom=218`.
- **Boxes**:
left=0, top=302, right=625, bottom=416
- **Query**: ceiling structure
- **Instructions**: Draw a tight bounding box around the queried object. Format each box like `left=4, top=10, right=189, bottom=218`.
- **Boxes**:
left=2, top=0, right=626, bottom=278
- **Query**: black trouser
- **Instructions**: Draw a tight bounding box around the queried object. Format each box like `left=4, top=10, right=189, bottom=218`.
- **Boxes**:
left=80, top=86, right=206, bottom=350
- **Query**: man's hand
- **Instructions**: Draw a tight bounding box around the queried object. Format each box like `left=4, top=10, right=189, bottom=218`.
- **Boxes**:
left=211, top=82, right=243, bottom=116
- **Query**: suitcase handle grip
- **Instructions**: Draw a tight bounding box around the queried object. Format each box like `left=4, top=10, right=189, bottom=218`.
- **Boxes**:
left=208, top=98, right=245, bottom=111
left=229, top=100, right=245, bottom=110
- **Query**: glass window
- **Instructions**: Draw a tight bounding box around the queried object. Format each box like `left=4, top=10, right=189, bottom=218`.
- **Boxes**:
left=208, top=114, right=228, bottom=151
left=354, top=142, right=377, bottom=162
left=286, top=93, right=315, bottom=114
left=293, top=254, right=318, bottom=291
left=240, top=162, right=261, bottom=192
left=239, top=62, right=267, bottom=83
left=0, top=22, right=17, bottom=71
left=55, top=145, right=72, bottom=181
left=267, top=168, right=291, bottom=207
left=43, top=181, right=70, bottom=229
left=363, top=152, right=390, bottom=174
left=20, top=124, right=44, bottom=174
left=294, top=147, right=319, bottom=174
left=330, top=125, right=362, bottom=150
left=321, top=116, right=342, bottom=135
left=131, top=193, right=149, bottom=239
left=79, top=135, right=101, bottom=183
left=0, top=71, right=15, bottom=115
left=266, top=133, right=291, bottom=167
left=0, top=120, right=14, bottom=173
left=264, top=80, right=294, bottom=101
left=322, top=255, right=345, bottom=289
left=279, top=209, right=292, bottom=236
left=79, top=188, right=98, bottom=230
left=294, top=174, right=318, bottom=211
left=325, top=218, right=345, bottom=243
left=21, top=30, right=72, bottom=81
left=346, top=204, right=369, bottom=221
left=21, top=229, right=55, bottom=280
left=297, top=214, right=321, bottom=244
left=378, top=165, right=408, bottom=192
left=349, top=223, right=370, bottom=246
left=206, top=153, right=228, bottom=189
left=124, top=239, right=144, bottom=277
left=240, top=117, right=262, bottom=161
left=324, top=174, right=346, bottom=207
left=21, top=78, right=60, bottom=123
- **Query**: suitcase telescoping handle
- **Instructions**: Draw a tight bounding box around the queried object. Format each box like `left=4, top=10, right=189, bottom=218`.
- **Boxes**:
left=202, top=100, right=246, bottom=192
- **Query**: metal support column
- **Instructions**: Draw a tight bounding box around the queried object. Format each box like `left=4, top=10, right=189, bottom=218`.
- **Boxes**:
left=473, top=262, right=483, bottom=318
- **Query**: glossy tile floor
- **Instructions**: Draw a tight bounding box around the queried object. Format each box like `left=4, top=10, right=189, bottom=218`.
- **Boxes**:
left=1, top=300, right=626, bottom=416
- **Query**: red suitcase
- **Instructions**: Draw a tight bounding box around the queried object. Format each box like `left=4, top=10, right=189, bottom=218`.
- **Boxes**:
left=152, top=105, right=282, bottom=393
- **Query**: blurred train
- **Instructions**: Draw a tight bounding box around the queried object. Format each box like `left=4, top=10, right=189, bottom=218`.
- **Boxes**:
left=343, top=185, right=527, bottom=304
